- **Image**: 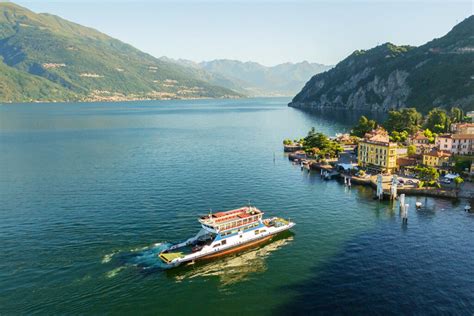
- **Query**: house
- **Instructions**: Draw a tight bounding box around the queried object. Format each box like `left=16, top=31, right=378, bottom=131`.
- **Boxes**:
left=422, top=149, right=451, bottom=168
left=415, top=143, right=437, bottom=155
left=451, top=123, right=474, bottom=134
left=435, top=134, right=453, bottom=152
left=451, top=134, right=474, bottom=155
left=410, top=131, right=430, bottom=145
left=357, top=127, right=398, bottom=174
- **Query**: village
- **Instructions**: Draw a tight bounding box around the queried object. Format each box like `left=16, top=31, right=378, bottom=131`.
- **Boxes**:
left=283, top=109, right=474, bottom=202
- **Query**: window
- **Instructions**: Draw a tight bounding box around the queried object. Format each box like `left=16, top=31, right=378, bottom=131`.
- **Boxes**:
left=221, top=240, right=227, bottom=245
left=255, top=230, right=260, bottom=235
left=213, top=243, right=220, bottom=248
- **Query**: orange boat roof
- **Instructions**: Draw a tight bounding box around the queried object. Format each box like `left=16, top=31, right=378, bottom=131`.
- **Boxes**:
left=199, top=206, right=263, bottom=226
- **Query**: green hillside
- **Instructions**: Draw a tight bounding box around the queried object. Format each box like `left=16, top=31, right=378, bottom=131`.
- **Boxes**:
left=289, top=16, right=474, bottom=113
left=0, top=2, right=241, bottom=102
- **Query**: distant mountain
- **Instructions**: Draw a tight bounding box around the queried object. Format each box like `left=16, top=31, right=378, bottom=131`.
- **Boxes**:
left=199, top=59, right=332, bottom=96
left=289, top=16, right=474, bottom=113
left=0, top=2, right=241, bottom=102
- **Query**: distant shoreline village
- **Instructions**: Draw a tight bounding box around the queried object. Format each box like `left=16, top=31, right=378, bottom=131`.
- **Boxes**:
left=283, top=108, right=474, bottom=205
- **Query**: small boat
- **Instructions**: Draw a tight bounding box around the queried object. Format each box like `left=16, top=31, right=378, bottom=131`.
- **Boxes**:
left=464, top=204, right=471, bottom=212
left=158, top=206, right=295, bottom=267
left=415, top=202, right=422, bottom=209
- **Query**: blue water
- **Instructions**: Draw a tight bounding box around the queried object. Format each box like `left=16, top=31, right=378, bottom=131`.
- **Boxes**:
left=0, top=98, right=473, bottom=314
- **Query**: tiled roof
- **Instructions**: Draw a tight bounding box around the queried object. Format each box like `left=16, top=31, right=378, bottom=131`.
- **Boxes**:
left=412, top=131, right=428, bottom=140
left=452, top=134, right=474, bottom=140
left=424, top=149, right=451, bottom=158
left=437, top=134, right=452, bottom=139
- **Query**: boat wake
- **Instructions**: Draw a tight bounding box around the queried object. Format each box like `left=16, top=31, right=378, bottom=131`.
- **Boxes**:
left=107, top=242, right=173, bottom=271
left=128, top=242, right=172, bottom=269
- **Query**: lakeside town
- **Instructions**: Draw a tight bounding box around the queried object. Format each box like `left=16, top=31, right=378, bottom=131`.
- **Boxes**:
left=284, top=108, right=474, bottom=203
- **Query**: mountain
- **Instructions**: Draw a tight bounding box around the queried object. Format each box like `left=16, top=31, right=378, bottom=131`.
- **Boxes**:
left=289, top=16, right=474, bottom=113
left=199, top=59, right=332, bottom=96
left=0, top=2, right=241, bottom=102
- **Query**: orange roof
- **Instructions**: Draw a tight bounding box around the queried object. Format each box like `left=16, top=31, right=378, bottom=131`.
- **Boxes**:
left=452, top=134, right=474, bottom=140
left=363, top=127, right=390, bottom=144
left=437, top=134, right=452, bottom=139
left=452, top=123, right=474, bottom=128
left=424, top=149, right=451, bottom=158
left=412, top=131, right=428, bottom=140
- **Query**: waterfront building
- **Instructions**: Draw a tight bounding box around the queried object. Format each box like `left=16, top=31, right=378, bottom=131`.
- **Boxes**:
left=358, top=127, right=398, bottom=174
left=422, top=149, right=452, bottom=168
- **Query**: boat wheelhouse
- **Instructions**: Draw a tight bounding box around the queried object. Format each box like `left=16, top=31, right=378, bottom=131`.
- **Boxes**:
left=159, top=206, right=294, bottom=267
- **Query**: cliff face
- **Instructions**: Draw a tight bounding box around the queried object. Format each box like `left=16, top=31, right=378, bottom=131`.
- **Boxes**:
left=289, top=16, right=474, bottom=113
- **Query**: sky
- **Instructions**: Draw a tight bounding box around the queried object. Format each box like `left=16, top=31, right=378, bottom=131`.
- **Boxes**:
left=12, top=0, right=473, bottom=66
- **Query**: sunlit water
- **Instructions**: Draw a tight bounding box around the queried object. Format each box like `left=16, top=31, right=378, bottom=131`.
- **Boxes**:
left=0, top=98, right=472, bottom=314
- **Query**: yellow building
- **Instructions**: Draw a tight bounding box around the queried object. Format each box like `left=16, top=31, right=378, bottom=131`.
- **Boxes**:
left=422, top=149, right=451, bottom=167
left=358, top=128, right=398, bottom=174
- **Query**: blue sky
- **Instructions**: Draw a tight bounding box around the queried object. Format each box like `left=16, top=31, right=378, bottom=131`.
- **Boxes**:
left=14, top=0, right=473, bottom=66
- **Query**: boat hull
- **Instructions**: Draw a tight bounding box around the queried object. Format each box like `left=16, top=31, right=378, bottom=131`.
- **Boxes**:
left=197, top=234, right=274, bottom=261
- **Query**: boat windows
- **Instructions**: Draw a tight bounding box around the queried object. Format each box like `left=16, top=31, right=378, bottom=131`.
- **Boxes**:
left=213, top=243, right=220, bottom=248
left=221, top=240, right=227, bottom=245
left=255, top=230, right=259, bottom=235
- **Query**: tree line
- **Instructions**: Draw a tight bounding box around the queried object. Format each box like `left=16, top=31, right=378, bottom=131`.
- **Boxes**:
left=350, top=107, right=470, bottom=140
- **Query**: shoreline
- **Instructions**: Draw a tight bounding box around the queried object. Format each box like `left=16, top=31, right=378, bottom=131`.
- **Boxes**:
left=290, top=156, right=466, bottom=200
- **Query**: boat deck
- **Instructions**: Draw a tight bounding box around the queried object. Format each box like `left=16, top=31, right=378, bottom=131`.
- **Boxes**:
left=159, top=251, right=185, bottom=263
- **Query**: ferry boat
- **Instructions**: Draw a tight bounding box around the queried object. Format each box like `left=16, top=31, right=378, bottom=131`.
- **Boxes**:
left=158, top=206, right=295, bottom=267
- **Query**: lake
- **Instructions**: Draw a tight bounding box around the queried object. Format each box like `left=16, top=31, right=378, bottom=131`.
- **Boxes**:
left=0, top=98, right=473, bottom=314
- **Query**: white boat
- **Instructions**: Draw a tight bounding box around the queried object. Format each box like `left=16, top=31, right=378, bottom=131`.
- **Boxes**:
left=158, top=206, right=295, bottom=267
left=465, top=204, right=471, bottom=212
left=415, top=202, right=422, bottom=209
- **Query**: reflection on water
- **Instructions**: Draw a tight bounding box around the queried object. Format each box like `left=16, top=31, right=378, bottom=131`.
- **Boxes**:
left=169, top=233, right=294, bottom=286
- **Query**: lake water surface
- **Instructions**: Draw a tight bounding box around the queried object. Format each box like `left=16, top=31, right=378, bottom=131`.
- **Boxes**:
left=0, top=98, right=473, bottom=314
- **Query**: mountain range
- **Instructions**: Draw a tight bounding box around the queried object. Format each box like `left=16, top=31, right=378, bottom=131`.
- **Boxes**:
left=0, top=2, right=329, bottom=103
left=289, top=16, right=474, bottom=113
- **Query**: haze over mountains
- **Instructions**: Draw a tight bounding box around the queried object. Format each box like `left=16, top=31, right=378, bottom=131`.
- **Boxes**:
left=289, top=15, right=474, bottom=113
left=0, top=2, right=329, bottom=102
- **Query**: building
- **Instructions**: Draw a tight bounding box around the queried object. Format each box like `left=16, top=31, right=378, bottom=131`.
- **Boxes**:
left=451, top=123, right=474, bottom=134
left=410, top=130, right=430, bottom=145
left=451, top=134, right=474, bottom=155
left=415, top=143, right=437, bottom=155
left=466, top=111, right=474, bottom=122
left=358, top=128, right=398, bottom=174
left=435, top=134, right=453, bottom=152
left=422, top=149, right=451, bottom=168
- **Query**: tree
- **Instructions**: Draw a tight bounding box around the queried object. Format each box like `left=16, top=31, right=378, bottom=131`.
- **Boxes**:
left=351, top=116, right=377, bottom=137
left=389, top=130, right=408, bottom=143
left=304, top=128, right=343, bottom=158
left=414, top=165, right=439, bottom=182
left=454, top=176, right=464, bottom=188
left=384, top=108, right=422, bottom=134
left=407, top=145, right=416, bottom=156
left=424, top=108, right=450, bottom=134
left=450, top=107, right=464, bottom=123
left=423, top=129, right=435, bottom=143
